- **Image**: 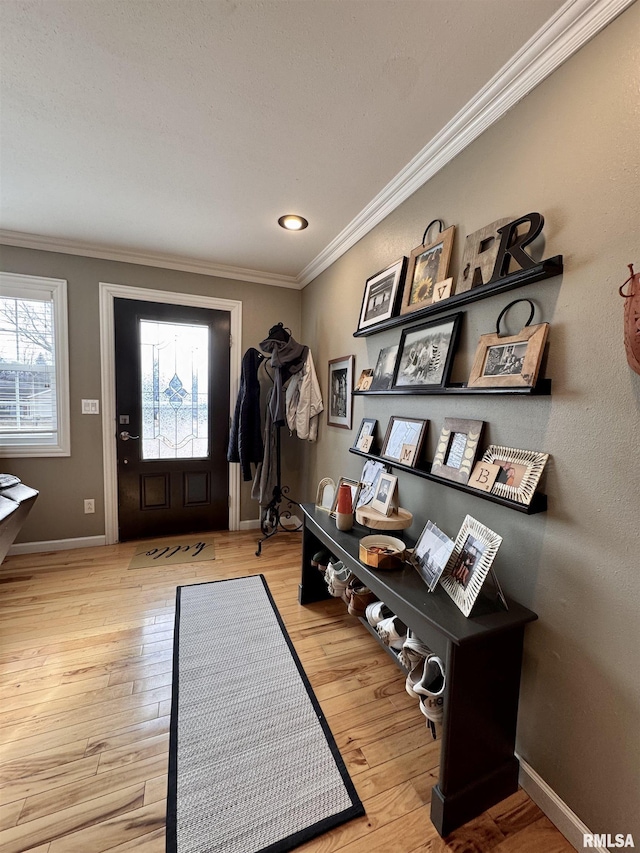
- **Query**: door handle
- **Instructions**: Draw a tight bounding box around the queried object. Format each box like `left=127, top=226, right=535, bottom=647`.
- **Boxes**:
left=119, top=431, right=140, bottom=441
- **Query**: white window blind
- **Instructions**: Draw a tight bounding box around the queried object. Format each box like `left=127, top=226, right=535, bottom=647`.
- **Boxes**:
left=0, top=273, right=70, bottom=457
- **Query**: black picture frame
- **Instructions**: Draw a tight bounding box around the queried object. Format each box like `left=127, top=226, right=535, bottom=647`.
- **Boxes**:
left=380, top=416, right=428, bottom=467
left=352, top=417, right=377, bottom=452
left=356, top=258, right=407, bottom=333
left=392, top=312, right=462, bottom=390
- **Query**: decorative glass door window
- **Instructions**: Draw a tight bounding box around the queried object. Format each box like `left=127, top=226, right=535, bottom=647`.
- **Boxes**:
left=140, top=320, right=209, bottom=459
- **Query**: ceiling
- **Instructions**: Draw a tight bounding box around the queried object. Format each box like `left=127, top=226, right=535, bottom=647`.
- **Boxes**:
left=0, top=1, right=621, bottom=287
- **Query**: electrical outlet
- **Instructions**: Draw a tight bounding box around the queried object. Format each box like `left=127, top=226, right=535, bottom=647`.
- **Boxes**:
left=84, top=499, right=95, bottom=514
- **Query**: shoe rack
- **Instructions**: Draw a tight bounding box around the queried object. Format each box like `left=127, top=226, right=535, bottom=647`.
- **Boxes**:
left=298, top=502, right=537, bottom=838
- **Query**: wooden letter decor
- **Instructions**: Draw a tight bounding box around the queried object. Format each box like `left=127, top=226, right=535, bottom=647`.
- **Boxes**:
left=489, top=212, right=545, bottom=282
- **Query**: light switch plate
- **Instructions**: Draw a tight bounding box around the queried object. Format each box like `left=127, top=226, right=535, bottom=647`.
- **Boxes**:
left=82, top=399, right=100, bottom=414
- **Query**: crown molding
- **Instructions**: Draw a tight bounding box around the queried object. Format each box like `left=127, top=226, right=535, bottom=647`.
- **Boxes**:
left=0, top=230, right=302, bottom=290
left=298, top=0, right=635, bottom=288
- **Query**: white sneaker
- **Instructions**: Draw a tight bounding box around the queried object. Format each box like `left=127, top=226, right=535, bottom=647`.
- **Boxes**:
left=365, top=600, right=393, bottom=627
left=401, top=630, right=432, bottom=697
left=326, top=563, right=353, bottom=598
left=414, top=654, right=445, bottom=735
left=376, top=616, right=407, bottom=650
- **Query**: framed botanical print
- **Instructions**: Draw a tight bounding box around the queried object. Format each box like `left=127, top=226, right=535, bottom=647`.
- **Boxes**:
left=357, top=258, right=407, bottom=332
left=400, top=226, right=455, bottom=315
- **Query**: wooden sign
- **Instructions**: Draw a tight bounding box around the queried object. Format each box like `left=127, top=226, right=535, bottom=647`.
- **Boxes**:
left=468, top=461, right=501, bottom=492
left=431, top=277, right=454, bottom=303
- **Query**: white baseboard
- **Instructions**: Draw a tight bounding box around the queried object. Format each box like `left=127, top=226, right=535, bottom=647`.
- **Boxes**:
left=517, top=754, right=602, bottom=852
left=8, top=535, right=107, bottom=555
left=239, top=519, right=261, bottom=530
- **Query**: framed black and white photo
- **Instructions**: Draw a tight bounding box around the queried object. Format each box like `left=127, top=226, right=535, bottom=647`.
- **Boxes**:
left=352, top=417, right=377, bottom=453
left=392, top=313, right=461, bottom=390
left=356, top=459, right=387, bottom=508
left=441, top=515, right=503, bottom=616
left=410, top=521, right=455, bottom=592
left=369, top=344, right=399, bottom=391
left=327, top=355, right=354, bottom=429
left=357, top=258, right=407, bottom=332
left=380, top=416, right=427, bottom=467
left=481, top=445, right=549, bottom=505
left=431, top=417, right=484, bottom=484
left=400, top=226, right=455, bottom=315
left=370, top=472, right=397, bottom=516
left=468, top=323, right=549, bottom=388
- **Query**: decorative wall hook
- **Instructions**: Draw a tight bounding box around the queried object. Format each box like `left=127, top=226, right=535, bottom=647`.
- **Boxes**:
left=619, top=264, right=640, bottom=376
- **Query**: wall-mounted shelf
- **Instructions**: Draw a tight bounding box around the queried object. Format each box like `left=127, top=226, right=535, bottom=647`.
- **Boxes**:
left=354, top=378, right=551, bottom=396
left=353, top=256, right=563, bottom=338
left=349, top=447, right=547, bottom=515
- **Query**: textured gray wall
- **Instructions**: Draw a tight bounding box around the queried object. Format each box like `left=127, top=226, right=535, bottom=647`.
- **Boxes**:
left=300, top=4, right=640, bottom=840
left=0, top=247, right=302, bottom=539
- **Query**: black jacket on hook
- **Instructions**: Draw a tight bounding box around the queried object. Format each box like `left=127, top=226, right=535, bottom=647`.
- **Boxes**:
left=227, top=348, right=264, bottom=481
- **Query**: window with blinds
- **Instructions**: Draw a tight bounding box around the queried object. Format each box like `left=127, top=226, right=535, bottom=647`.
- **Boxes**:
left=0, top=274, right=70, bottom=457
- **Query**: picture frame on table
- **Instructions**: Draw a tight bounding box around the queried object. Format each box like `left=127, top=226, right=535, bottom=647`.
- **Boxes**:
left=352, top=418, right=377, bottom=453
left=357, top=257, right=407, bottom=332
left=330, top=477, right=361, bottom=516
left=369, top=345, right=399, bottom=391
left=410, top=521, right=455, bottom=592
left=400, top=226, right=455, bottom=316
left=370, top=472, right=398, bottom=516
left=356, top=459, right=387, bottom=508
left=467, top=323, right=549, bottom=389
left=392, top=313, right=462, bottom=391
left=327, top=355, right=354, bottom=429
left=380, top=416, right=428, bottom=467
left=430, top=417, right=484, bottom=485
left=480, top=445, right=549, bottom=505
left=315, top=477, right=335, bottom=513
left=440, top=515, right=503, bottom=617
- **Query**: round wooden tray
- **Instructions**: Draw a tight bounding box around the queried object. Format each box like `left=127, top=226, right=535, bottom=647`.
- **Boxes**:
left=355, top=505, right=413, bottom=530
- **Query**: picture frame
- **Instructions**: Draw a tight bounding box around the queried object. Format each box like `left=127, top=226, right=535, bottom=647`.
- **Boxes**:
left=330, top=477, right=361, bottom=515
left=431, top=417, right=484, bottom=484
left=467, top=322, right=549, bottom=388
left=356, top=459, right=387, bottom=508
left=480, top=444, right=549, bottom=505
left=355, top=368, right=374, bottom=391
left=357, top=257, right=407, bottom=332
left=440, top=515, right=503, bottom=617
left=327, top=355, right=354, bottom=429
left=392, top=313, right=462, bottom=391
left=352, top=417, right=377, bottom=452
left=400, top=226, right=455, bottom=315
left=380, top=416, right=428, bottom=467
left=410, top=521, right=455, bottom=592
left=369, top=345, right=399, bottom=391
left=315, top=477, right=335, bottom=513
left=370, top=472, right=397, bottom=516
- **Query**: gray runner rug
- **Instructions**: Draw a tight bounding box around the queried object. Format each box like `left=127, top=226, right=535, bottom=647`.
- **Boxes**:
left=167, top=575, right=365, bottom=853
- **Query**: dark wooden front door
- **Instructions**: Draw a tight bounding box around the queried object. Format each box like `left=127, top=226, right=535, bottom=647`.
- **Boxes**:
left=114, top=298, right=230, bottom=541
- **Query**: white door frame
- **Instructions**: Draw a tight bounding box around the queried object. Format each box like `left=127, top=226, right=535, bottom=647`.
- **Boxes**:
left=99, top=281, right=242, bottom=544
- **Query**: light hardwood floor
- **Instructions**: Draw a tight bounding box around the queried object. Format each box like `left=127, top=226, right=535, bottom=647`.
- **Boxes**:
left=0, top=530, right=576, bottom=853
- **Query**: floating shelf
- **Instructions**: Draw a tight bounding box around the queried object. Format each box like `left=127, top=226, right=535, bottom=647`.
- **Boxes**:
left=353, top=256, right=563, bottom=338
left=349, top=447, right=547, bottom=515
left=354, top=378, right=551, bottom=397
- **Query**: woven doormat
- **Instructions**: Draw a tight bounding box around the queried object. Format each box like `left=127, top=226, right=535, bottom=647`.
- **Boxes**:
left=128, top=536, right=216, bottom=570
left=167, top=575, right=364, bottom=853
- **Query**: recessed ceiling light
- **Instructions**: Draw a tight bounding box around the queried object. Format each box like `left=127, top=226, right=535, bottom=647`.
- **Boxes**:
left=278, top=214, right=308, bottom=231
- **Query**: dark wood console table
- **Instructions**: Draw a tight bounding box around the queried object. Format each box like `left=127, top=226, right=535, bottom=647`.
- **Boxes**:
left=298, top=503, right=537, bottom=837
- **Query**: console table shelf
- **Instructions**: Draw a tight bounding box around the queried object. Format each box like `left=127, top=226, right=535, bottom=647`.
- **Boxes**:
left=298, top=503, right=538, bottom=837
left=348, top=447, right=547, bottom=515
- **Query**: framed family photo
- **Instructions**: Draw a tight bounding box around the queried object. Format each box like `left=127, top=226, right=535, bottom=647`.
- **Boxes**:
left=400, top=225, right=455, bottom=316
left=468, top=322, right=549, bottom=388
left=369, top=345, right=399, bottom=391
left=327, top=355, right=354, bottom=429
left=410, top=521, right=455, bottom=592
left=380, top=416, right=428, bottom=467
left=357, top=258, right=407, bottom=332
left=393, top=313, right=461, bottom=390
left=440, top=515, right=503, bottom=616
left=430, top=417, right=484, bottom=485
left=480, top=445, right=549, bottom=505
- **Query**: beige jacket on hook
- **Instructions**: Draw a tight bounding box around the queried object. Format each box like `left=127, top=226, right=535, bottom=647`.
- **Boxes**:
left=285, top=349, right=324, bottom=441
